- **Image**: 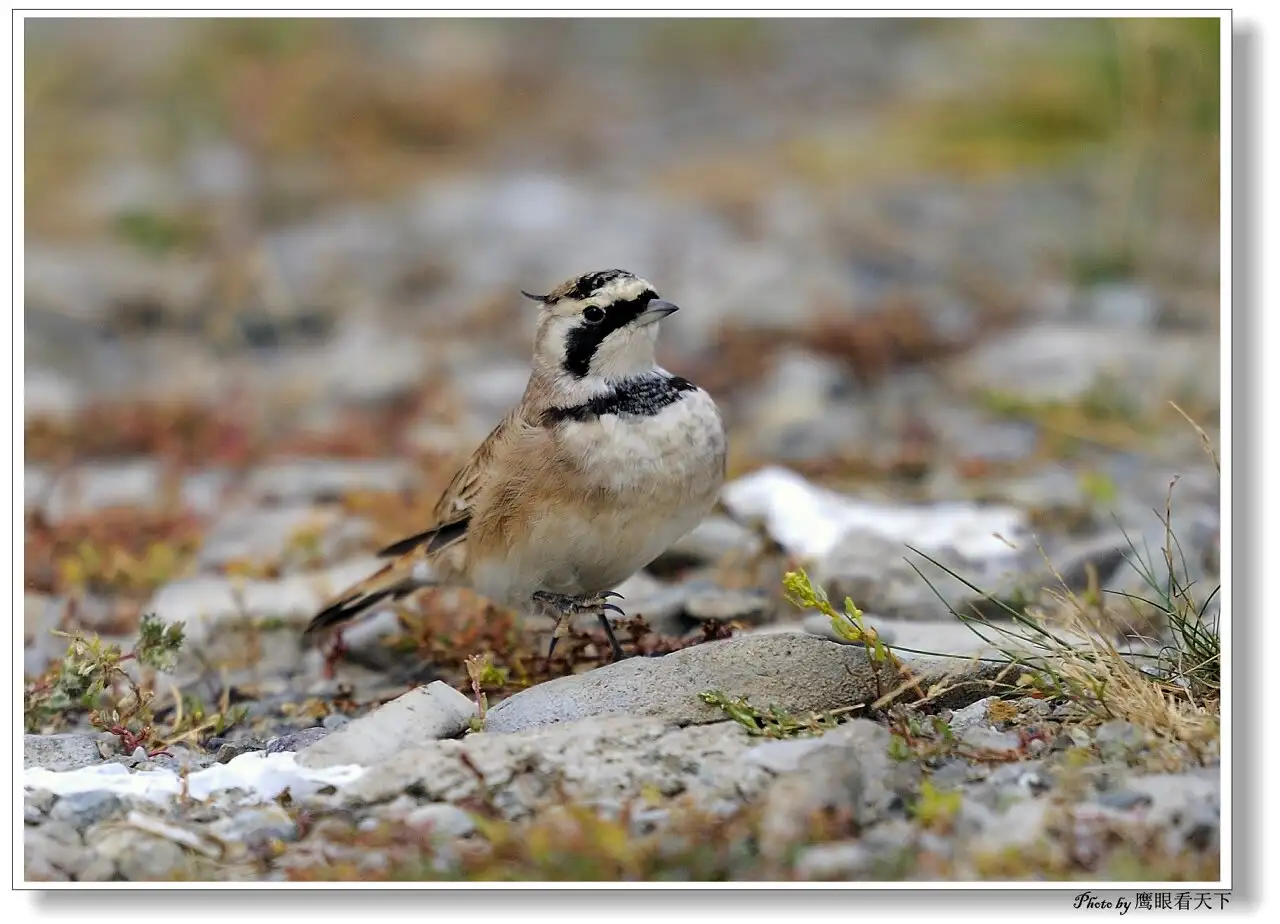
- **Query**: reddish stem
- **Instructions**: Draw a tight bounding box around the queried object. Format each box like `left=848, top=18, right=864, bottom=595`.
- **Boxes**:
left=322, top=629, right=348, bottom=679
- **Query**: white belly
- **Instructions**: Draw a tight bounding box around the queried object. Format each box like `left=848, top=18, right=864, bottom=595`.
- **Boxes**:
left=472, top=387, right=726, bottom=603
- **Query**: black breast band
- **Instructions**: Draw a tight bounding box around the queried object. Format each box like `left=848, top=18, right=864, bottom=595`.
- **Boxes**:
left=543, top=375, right=697, bottom=424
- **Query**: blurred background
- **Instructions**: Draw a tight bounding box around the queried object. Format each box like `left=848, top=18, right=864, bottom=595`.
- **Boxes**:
left=24, top=16, right=1221, bottom=666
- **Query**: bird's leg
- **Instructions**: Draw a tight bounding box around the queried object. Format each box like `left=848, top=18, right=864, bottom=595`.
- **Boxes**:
left=534, top=590, right=627, bottom=663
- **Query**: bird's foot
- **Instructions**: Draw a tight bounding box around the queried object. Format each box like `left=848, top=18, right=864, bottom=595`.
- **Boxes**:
left=533, top=590, right=627, bottom=663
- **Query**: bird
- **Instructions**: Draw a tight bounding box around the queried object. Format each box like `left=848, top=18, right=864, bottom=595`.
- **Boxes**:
left=302, top=268, right=728, bottom=662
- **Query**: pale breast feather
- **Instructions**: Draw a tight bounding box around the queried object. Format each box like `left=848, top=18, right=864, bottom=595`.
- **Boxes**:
left=553, top=381, right=724, bottom=498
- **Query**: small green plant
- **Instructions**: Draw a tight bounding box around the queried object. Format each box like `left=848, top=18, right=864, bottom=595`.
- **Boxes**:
left=465, top=651, right=509, bottom=725
left=112, top=209, right=205, bottom=256
left=784, top=570, right=889, bottom=657
left=25, top=614, right=186, bottom=752
left=783, top=569, right=927, bottom=707
left=698, top=690, right=860, bottom=739
left=163, top=689, right=251, bottom=748
left=931, top=715, right=956, bottom=743
left=910, top=779, right=964, bottom=833
left=1078, top=469, right=1120, bottom=508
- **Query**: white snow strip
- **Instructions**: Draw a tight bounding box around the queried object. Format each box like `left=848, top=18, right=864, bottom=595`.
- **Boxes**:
left=23, top=751, right=366, bottom=807
left=720, top=466, right=1029, bottom=561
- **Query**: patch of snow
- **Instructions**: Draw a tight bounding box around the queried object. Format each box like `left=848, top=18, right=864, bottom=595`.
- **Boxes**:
left=23, top=751, right=365, bottom=806
left=720, top=466, right=1029, bottom=560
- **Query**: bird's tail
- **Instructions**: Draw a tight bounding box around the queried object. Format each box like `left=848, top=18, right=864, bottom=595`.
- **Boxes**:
left=302, top=557, right=432, bottom=638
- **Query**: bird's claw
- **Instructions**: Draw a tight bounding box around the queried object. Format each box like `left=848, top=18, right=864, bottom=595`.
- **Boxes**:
left=535, top=591, right=629, bottom=664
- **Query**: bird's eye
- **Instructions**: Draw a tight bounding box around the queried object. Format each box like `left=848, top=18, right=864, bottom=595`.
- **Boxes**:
left=582, top=306, right=606, bottom=324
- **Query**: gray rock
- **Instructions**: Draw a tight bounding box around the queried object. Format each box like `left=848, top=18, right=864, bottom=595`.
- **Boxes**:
left=947, top=697, right=995, bottom=734
left=176, top=470, right=234, bottom=517
left=683, top=588, right=773, bottom=625
left=24, top=790, right=54, bottom=824
left=214, top=740, right=264, bottom=763
left=24, top=594, right=70, bottom=676
left=959, top=726, right=1022, bottom=757
left=615, top=577, right=699, bottom=635
left=24, top=366, right=85, bottom=419
left=149, top=744, right=217, bottom=774
left=483, top=634, right=897, bottom=735
left=246, top=458, right=417, bottom=503
left=947, top=324, right=1217, bottom=411
left=739, top=349, right=868, bottom=460
left=811, top=528, right=1039, bottom=623
left=986, top=763, right=1052, bottom=797
left=928, top=405, right=1039, bottom=466
left=344, top=715, right=771, bottom=821
left=794, top=840, right=875, bottom=880
left=1085, top=282, right=1160, bottom=329
left=24, top=828, right=84, bottom=882
left=27, top=461, right=226, bottom=521
left=145, top=557, right=381, bottom=642
left=49, top=791, right=125, bottom=829
left=24, top=733, right=104, bottom=771
left=209, top=805, right=299, bottom=845
left=89, top=828, right=188, bottom=881
left=1041, top=532, right=1132, bottom=593
left=1094, top=720, right=1148, bottom=760
left=972, top=797, right=1053, bottom=853
left=196, top=503, right=374, bottom=570
left=404, top=803, right=477, bottom=838
left=1094, top=789, right=1153, bottom=811
left=1054, top=725, right=1094, bottom=750
left=742, top=736, right=841, bottom=775
left=297, top=681, right=478, bottom=769
left=36, top=819, right=85, bottom=848
left=758, top=720, right=910, bottom=859
left=928, top=757, right=983, bottom=790
left=1126, top=771, right=1220, bottom=853
left=40, top=458, right=162, bottom=522
left=653, top=515, right=764, bottom=568
left=75, top=855, right=120, bottom=882
left=266, top=727, right=330, bottom=754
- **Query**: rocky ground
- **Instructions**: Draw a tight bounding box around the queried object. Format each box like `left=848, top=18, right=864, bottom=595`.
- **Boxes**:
left=23, top=19, right=1221, bottom=882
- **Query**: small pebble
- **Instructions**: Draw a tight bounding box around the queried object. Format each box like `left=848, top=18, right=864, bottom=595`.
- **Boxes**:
left=322, top=713, right=351, bottom=731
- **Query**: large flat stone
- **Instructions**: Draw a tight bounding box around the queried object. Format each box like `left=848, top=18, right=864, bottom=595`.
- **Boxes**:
left=342, top=715, right=772, bottom=820
left=297, top=682, right=479, bottom=769
left=482, top=633, right=897, bottom=734
left=24, top=733, right=104, bottom=772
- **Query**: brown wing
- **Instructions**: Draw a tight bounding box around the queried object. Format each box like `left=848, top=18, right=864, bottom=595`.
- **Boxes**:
left=375, top=408, right=522, bottom=558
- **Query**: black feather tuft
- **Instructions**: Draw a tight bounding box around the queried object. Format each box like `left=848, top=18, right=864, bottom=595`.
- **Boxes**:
left=377, top=516, right=470, bottom=557
left=303, top=589, right=393, bottom=636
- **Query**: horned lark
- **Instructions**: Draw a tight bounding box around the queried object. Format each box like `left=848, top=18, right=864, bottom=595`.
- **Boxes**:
left=303, top=269, right=727, bottom=660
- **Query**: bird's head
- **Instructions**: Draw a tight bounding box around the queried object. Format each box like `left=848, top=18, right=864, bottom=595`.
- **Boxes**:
left=524, top=269, right=679, bottom=392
